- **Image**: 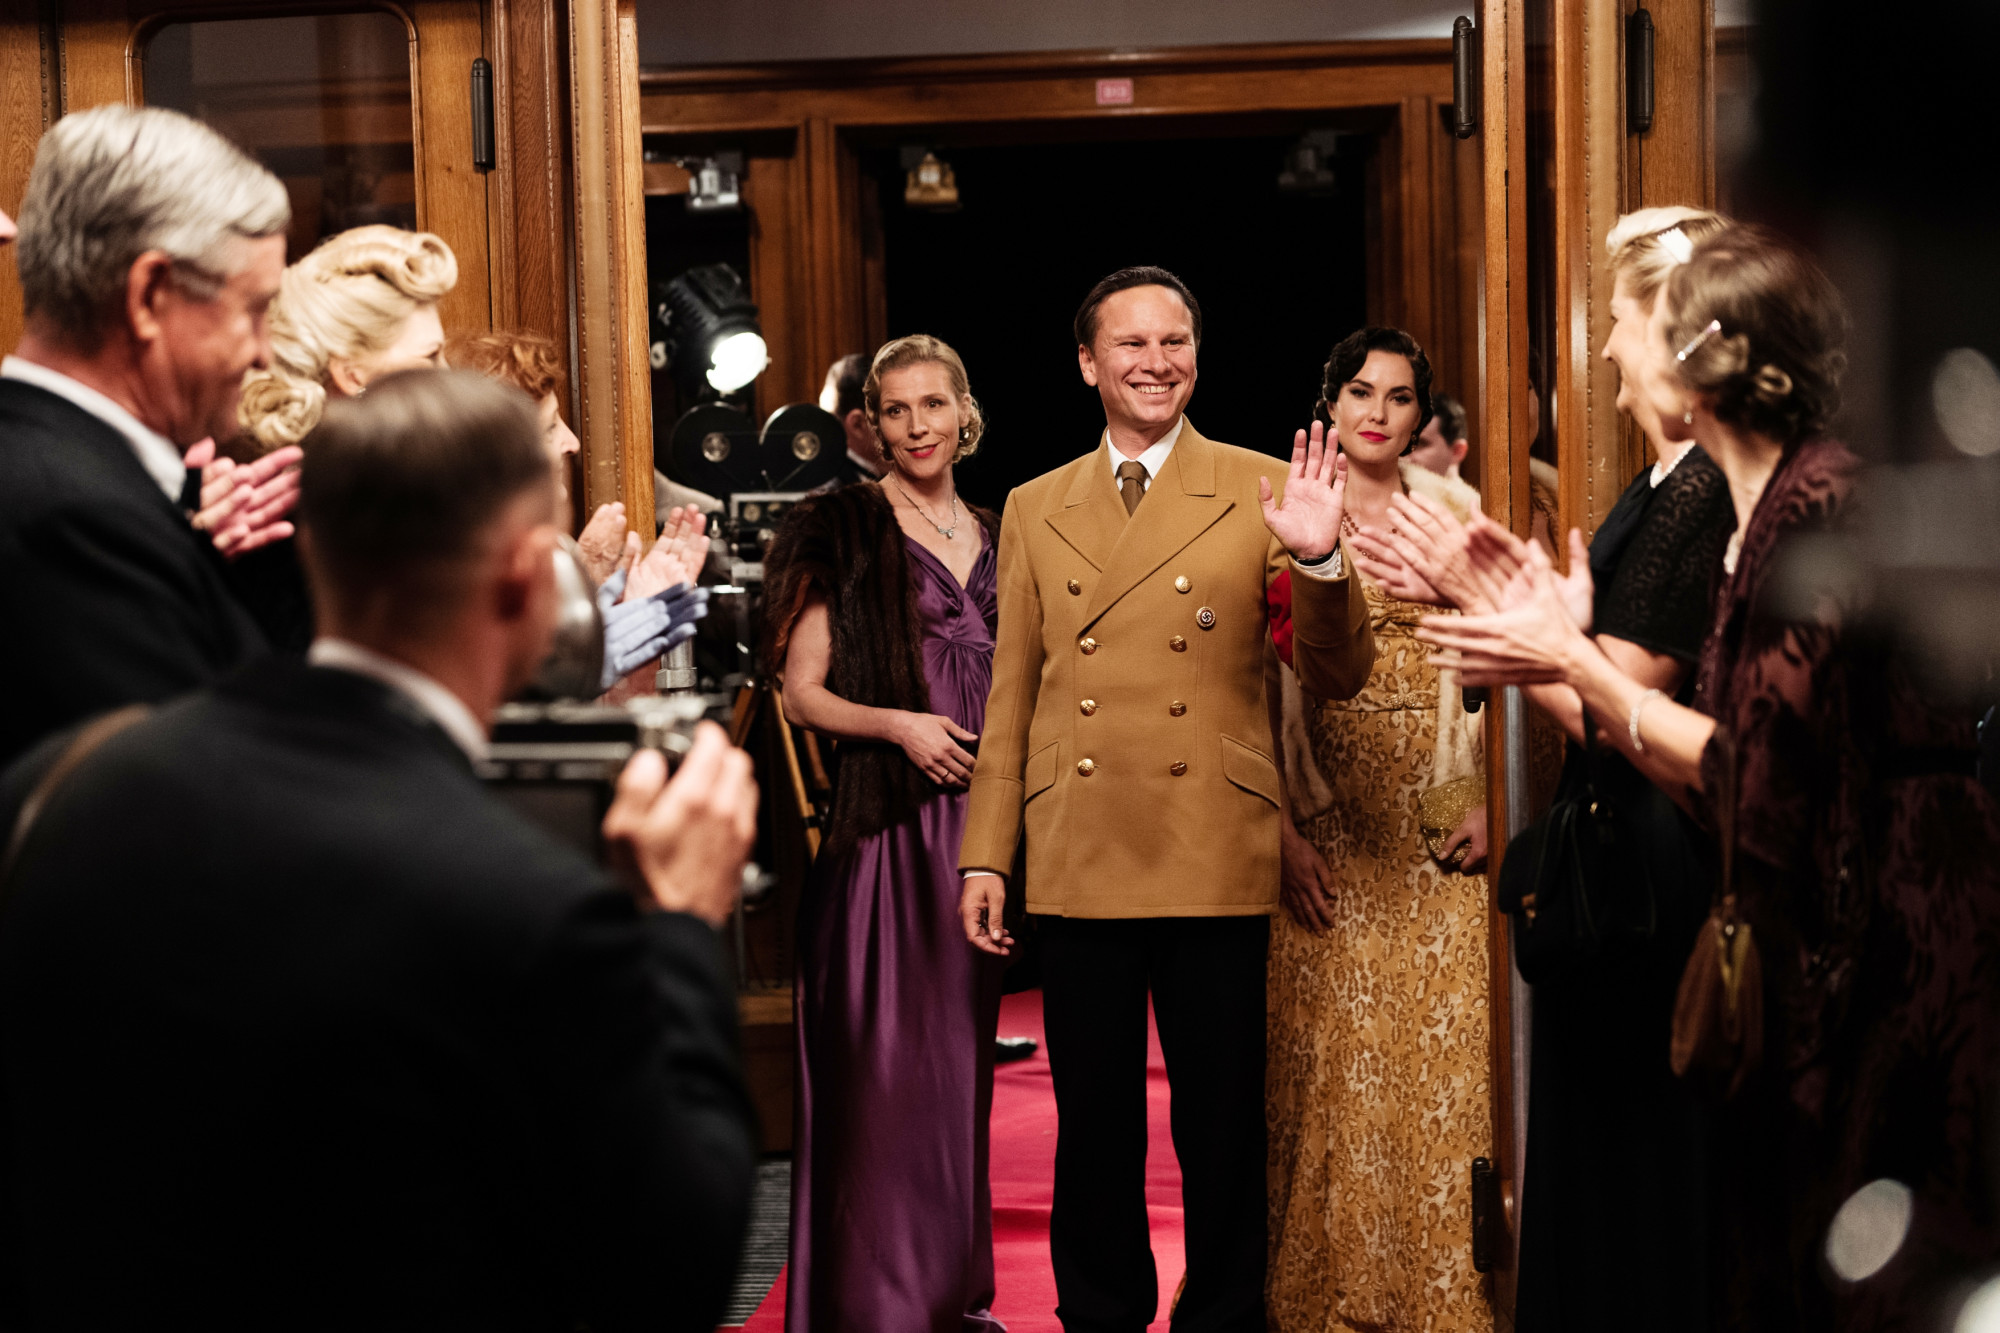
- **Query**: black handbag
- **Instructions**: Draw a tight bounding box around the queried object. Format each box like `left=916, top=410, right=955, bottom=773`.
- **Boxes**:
left=1496, top=714, right=1700, bottom=984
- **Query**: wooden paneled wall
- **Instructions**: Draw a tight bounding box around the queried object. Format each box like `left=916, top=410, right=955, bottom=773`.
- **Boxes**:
left=638, top=40, right=1486, bottom=452
left=1475, top=2, right=1716, bottom=1316
left=1608, top=0, right=1715, bottom=502
left=0, top=1, right=56, bottom=357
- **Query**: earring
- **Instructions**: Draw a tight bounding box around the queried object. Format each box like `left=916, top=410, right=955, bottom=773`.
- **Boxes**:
left=1682, top=408, right=1694, bottom=425
left=958, top=426, right=970, bottom=444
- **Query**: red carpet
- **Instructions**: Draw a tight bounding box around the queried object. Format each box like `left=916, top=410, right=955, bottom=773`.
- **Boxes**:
left=737, top=989, right=1186, bottom=1331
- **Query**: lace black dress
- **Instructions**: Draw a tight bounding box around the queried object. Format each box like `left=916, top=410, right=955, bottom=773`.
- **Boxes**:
left=1514, top=447, right=1735, bottom=1332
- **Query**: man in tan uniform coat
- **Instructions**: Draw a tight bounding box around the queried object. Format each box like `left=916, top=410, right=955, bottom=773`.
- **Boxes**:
left=958, top=268, right=1371, bottom=1332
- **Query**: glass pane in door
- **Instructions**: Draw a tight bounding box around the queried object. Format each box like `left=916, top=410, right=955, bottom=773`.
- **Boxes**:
left=144, top=11, right=416, bottom=262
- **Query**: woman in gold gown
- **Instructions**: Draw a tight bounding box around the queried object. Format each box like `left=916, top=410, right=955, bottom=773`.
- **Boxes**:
left=1266, top=327, right=1491, bottom=1333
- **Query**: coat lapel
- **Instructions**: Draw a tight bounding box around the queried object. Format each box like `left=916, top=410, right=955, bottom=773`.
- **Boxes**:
left=1044, top=441, right=1126, bottom=572
left=1081, top=423, right=1233, bottom=628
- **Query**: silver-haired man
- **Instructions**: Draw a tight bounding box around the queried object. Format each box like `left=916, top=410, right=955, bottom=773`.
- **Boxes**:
left=0, top=105, right=298, bottom=765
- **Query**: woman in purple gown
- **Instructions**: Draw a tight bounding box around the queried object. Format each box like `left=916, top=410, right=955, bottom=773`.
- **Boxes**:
left=763, top=334, right=1006, bottom=1333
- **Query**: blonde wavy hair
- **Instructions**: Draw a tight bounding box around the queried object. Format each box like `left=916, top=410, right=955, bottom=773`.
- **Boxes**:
left=237, top=225, right=458, bottom=452
left=862, top=333, right=985, bottom=462
left=1605, top=205, right=1730, bottom=306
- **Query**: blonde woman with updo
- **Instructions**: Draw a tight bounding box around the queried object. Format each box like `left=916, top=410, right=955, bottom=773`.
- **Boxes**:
left=226, top=226, right=455, bottom=649
left=238, top=225, right=455, bottom=454
left=761, top=335, right=1005, bottom=1333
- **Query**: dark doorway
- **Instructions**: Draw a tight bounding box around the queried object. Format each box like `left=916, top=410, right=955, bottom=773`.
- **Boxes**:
left=865, top=132, right=1370, bottom=509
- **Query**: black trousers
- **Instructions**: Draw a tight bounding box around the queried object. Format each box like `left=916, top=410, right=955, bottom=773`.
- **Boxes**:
left=1036, top=913, right=1269, bottom=1333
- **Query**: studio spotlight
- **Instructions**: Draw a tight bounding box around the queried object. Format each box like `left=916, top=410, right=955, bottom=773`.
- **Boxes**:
left=901, top=146, right=961, bottom=211
left=655, top=264, right=769, bottom=396
left=1278, top=130, right=1341, bottom=197
left=683, top=151, right=743, bottom=213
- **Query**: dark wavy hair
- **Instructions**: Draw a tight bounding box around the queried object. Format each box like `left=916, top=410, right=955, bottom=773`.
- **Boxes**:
left=1073, top=266, right=1203, bottom=350
left=1663, top=224, right=1846, bottom=446
left=1315, top=326, right=1433, bottom=448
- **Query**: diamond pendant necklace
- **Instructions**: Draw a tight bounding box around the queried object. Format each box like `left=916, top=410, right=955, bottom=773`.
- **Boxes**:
left=892, top=476, right=960, bottom=540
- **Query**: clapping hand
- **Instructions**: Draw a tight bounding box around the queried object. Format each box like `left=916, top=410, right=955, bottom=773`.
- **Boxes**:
left=1453, top=516, right=1594, bottom=628
left=1351, top=492, right=1506, bottom=612
left=601, top=722, right=758, bottom=926
left=595, top=567, right=710, bottom=691
left=1346, top=526, right=1446, bottom=605
left=1260, top=421, right=1348, bottom=562
left=625, top=506, right=710, bottom=601
left=576, top=502, right=633, bottom=586
left=1416, top=536, right=1592, bottom=686
left=185, top=438, right=303, bottom=558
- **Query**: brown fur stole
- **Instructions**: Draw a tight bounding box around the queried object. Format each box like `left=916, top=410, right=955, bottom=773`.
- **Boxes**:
left=762, top=481, right=998, bottom=855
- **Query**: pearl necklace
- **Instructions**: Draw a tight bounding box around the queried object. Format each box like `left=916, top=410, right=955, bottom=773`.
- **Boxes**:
left=1651, top=442, right=1696, bottom=488
left=892, top=476, right=960, bottom=540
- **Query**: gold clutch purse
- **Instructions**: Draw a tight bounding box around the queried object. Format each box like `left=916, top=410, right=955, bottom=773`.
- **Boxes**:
left=1418, top=776, right=1486, bottom=869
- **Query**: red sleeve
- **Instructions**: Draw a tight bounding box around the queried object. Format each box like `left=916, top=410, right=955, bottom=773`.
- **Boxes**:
left=1266, top=569, right=1295, bottom=669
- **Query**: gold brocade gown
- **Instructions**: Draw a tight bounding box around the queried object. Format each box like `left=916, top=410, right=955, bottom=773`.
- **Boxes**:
left=1266, top=575, right=1494, bottom=1333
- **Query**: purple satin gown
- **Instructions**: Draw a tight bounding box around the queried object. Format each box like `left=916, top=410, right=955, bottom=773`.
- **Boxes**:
left=787, top=536, right=1007, bottom=1333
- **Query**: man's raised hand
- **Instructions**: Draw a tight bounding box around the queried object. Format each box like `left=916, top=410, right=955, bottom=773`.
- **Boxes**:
left=1259, top=420, right=1348, bottom=562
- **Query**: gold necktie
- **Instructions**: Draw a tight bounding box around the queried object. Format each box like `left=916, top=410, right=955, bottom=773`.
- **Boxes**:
left=1117, top=460, right=1147, bottom=518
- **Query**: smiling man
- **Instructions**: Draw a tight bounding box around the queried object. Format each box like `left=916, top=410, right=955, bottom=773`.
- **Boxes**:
left=957, top=266, right=1373, bottom=1332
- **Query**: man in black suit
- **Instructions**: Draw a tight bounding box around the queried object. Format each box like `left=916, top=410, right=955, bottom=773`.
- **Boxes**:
left=818, top=351, right=886, bottom=487
left=0, top=370, right=760, bottom=1331
left=0, top=104, right=294, bottom=766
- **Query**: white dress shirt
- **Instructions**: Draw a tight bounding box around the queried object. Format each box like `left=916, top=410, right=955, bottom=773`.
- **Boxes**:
left=308, top=638, right=489, bottom=762
left=1, top=355, right=187, bottom=503
left=1103, top=415, right=1341, bottom=579
left=1102, top=415, right=1186, bottom=491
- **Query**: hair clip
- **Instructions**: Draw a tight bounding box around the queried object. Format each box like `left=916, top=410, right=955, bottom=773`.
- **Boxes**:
left=1655, top=226, right=1694, bottom=265
left=1676, top=319, right=1722, bottom=362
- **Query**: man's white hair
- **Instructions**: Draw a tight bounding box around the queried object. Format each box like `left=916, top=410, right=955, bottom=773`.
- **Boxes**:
left=15, top=104, right=290, bottom=344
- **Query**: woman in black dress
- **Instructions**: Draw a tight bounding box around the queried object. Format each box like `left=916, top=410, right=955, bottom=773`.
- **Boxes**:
left=1352, top=205, right=1735, bottom=1331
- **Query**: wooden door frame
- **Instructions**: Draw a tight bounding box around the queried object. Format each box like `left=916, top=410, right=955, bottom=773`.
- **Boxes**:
left=565, top=0, right=653, bottom=521
left=1476, top=0, right=1714, bottom=1314
left=637, top=40, right=1484, bottom=454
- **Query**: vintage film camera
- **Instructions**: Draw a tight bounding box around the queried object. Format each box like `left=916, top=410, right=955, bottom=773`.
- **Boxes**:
left=477, top=540, right=772, bottom=902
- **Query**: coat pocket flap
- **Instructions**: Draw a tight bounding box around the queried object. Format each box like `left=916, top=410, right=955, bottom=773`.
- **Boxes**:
left=1220, top=735, right=1281, bottom=807
left=1024, top=739, right=1060, bottom=801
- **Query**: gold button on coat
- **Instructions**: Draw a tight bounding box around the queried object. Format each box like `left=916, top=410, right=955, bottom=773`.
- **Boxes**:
left=1080, top=699, right=1098, bottom=715
left=1170, top=762, right=1188, bottom=776
left=1077, top=758, right=1096, bottom=776
left=1174, top=576, right=1192, bottom=593
left=1196, top=606, right=1217, bottom=629
left=1080, top=637, right=1099, bottom=655
left=1168, top=701, right=1186, bottom=717
left=1067, top=579, right=1082, bottom=595
left=1169, top=635, right=1186, bottom=652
